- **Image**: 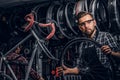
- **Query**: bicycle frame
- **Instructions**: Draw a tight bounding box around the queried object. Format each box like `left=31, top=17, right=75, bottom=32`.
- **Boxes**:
left=0, top=12, right=58, bottom=80
left=0, top=33, right=32, bottom=80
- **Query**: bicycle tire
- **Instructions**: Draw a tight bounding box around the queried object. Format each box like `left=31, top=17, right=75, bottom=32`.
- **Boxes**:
left=61, top=37, right=115, bottom=80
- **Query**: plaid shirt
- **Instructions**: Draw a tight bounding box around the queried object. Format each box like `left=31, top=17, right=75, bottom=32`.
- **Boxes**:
left=95, top=31, right=119, bottom=68
left=78, top=30, right=119, bottom=69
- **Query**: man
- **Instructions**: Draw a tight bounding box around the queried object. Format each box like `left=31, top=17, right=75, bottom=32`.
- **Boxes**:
left=57, top=11, right=119, bottom=79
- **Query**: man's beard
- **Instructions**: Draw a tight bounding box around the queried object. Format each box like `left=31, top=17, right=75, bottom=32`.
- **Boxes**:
left=84, top=28, right=95, bottom=37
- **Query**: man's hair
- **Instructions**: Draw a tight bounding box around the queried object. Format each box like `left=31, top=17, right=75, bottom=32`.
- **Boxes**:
left=76, top=11, right=94, bottom=21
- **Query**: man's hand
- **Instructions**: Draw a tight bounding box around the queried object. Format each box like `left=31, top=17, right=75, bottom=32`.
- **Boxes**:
left=56, top=65, right=69, bottom=76
left=56, top=64, right=79, bottom=76
left=101, top=45, right=112, bottom=54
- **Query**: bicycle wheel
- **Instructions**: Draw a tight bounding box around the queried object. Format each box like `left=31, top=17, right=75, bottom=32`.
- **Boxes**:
left=0, top=72, right=13, bottom=80
left=61, top=37, right=114, bottom=80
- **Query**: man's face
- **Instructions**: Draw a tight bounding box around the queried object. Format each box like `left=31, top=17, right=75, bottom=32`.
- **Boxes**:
left=78, top=14, right=96, bottom=37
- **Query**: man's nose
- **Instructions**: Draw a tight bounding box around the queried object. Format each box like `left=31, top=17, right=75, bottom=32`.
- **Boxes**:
left=84, top=22, right=89, bottom=28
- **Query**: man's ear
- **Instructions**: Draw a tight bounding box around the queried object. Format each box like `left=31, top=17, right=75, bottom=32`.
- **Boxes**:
left=79, top=26, right=82, bottom=31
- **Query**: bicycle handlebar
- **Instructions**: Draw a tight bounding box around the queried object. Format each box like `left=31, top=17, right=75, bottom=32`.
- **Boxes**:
left=24, top=13, right=55, bottom=40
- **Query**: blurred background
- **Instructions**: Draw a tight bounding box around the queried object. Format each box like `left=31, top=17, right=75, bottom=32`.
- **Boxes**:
left=0, top=0, right=120, bottom=80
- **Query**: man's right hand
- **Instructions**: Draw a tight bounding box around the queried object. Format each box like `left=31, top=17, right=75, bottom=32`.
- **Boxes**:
left=56, top=64, right=69, bottom=76
left=56, top=64, right=79, bottom=76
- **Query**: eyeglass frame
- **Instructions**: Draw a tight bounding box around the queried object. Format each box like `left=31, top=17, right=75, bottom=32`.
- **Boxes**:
left=78, top=19, right=94, bottom=27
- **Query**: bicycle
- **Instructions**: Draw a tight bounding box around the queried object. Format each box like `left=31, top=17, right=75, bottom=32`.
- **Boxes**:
left=0, top=12, right=58, bottom=80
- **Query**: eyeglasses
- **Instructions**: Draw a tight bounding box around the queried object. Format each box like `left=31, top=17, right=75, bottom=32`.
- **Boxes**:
left=78, top=19, right=94, bottom=27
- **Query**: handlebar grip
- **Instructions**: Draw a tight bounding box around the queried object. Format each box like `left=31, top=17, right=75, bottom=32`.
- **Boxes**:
left=24, top=13, right=55, bottom=40
left=24, top=13, right=34, bottom=31
left=37, top=22, right=55, bottom=40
